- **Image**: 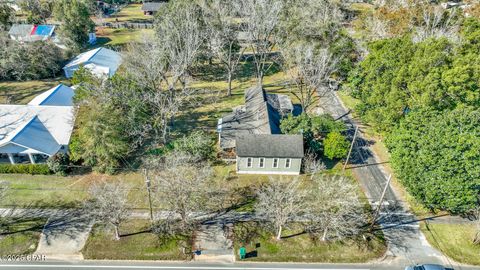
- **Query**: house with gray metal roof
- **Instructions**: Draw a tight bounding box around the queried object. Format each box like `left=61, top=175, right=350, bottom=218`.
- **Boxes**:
left=217, top=86, right=293, bottom=150
left=236, top=134, right=303, bottom=175
left=217, top=86, right=302, bottom=174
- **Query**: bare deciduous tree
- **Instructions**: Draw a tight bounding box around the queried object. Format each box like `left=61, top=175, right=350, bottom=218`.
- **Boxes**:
left=285, top=45, right=338, bottom=114
left=255, top=177, right=307, bottom=240
left=302, top=151, right=326, bottom=179
left=413, top=7, right=459, bottom=43
left=87, top=181, right=131, bottom=240
left=122, top=1, right=205, bottom=143
left=473, top=206, right=480, bottom=245
left=0, top=181, right=9, bottom=204
left=236, top=0, right=283, bottom=85
left=202, top=0, right=245, bottom=96
left=152, top=152, right=223, bottom=233
left=305, top=174, right=367, bottom=242
left=365, top=15, right=391, bottom=41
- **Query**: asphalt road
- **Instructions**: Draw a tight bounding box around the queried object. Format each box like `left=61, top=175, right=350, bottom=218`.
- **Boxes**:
left=1, top=261, right=479, bottom=270
left=316, top=92, right=449, bottom=266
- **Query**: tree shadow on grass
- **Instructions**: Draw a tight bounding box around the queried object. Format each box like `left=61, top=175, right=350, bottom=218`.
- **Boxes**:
left=92, top=37, right=112, bottom=48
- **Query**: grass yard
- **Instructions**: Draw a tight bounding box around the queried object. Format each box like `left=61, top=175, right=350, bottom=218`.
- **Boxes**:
left=82, top=220, right=192, bottom=260
left=0, top=218, right=46, bottom=256
left=95, top=28, right=154, bottom=48
left=0, top=172, right=148, bottom=208
left=233, top=222, right=386, bottom=263
left=173, top=62, right=295, bottom=136
left=0, top=78, right=69, bottom=104
left=105, top=4, right=152, bottom=23
left=421, top=222, right=480, bottom=266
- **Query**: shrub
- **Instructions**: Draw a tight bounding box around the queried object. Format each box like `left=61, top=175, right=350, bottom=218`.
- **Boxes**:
left=47, top=153, right=70, bottom=176
left=0, top=164, right=51, bottom=175
left=0, top=39, right=64, bottom=81
left=172, top=131, right=215, bottom=161
left=323, top=132, right=350, bottom=160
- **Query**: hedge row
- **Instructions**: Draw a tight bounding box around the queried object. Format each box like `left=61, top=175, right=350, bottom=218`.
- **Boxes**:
left=0, top=164, right=52, bottom=175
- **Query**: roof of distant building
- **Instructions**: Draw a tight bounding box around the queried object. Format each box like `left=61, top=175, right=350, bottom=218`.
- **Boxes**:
left=236, top=134, right=304, bottom=158
left=8, top=24, right=55, bottom=41
left=141, top=1, right=166, bottom=12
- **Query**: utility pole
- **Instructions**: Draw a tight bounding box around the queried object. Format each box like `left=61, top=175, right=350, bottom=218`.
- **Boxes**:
left=370, top=174, right=392, bottom=232
left=342, top=125, right=359, bottom=173
left=143, top=168, right=154, bottom=223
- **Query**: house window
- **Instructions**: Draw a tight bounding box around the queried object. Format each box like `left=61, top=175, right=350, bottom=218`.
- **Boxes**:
left=247, top=158, right=252, bottom=168
left=273, top=158, right=279, bottom=168
left=285, top=158, right=291, bottom=168
left=259, top=158, right=265, bottom=168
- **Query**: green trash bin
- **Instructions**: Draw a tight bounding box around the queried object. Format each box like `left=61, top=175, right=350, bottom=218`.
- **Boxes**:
left=239, top=246, right=247, bottom=259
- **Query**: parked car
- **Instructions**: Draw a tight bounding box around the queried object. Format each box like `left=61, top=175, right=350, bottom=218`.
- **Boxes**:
left=405, top=264, right=449, bottom=270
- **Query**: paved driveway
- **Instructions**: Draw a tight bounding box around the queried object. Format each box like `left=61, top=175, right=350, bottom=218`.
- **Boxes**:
left=34, top=209, right=93, bottom=260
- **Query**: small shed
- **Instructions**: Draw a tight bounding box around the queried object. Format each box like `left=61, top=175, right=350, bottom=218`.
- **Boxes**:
left=63, top=47, right=122, bottom=78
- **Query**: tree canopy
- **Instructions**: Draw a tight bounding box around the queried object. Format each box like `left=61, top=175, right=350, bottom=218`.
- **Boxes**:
left=280, top=114, right=347, bottom=158
left=349, top=19, right=480, bottom=132
left=386, top=107, right=480, bottom=213
left=54, top=0, right=94, bottom=51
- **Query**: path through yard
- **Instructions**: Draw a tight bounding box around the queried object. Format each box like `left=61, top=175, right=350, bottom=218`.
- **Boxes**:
left=194, top=222, right=235, bottom=263
left=34, top=209, right=93, bottom=260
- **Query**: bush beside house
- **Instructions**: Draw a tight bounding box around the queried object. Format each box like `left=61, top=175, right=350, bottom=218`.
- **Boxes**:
left=0, top=164, right=51, bottom=175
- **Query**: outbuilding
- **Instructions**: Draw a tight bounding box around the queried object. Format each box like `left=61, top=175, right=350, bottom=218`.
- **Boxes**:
left=141, top=1, right=167, bottom=16
left=63, top=47, right=122, bottom=78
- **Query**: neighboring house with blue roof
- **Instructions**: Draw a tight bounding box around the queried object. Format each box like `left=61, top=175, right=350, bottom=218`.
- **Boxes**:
left=0, top=84, right=75, bottom=164
left=8, top=24, right=57, bottom=42
left=63, top=47, right=122, bottom=78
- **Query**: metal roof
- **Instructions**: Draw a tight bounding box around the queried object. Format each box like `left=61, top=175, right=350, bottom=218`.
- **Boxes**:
left=218, top=86, right=292, bottom=149
left=141, top=2, right=166, bottom=11
left=0, top=85, right=75, bottom=156
left=63, top=47, right=122, bottom=78
left=236, top=134, right=304, bottom=158
left=28, top=84, right=74, bottom=106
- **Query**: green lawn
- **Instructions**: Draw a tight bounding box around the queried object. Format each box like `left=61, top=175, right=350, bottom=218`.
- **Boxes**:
left=82, top=220, right=192, bottom=260
left=234, top=222, right=386, bottom=263
left=0, top=78, right=70, bottom=104
left=421, top=222, right=480, bottom=266
left=95, top=28, right=154, bottom=48
left=0, top=173, right=148, bottom=208
left=173, top=62, right=295, bottom=136
left=105, top=4, right=152, bottom=23
left=0, top=218, right=46, bottom=256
